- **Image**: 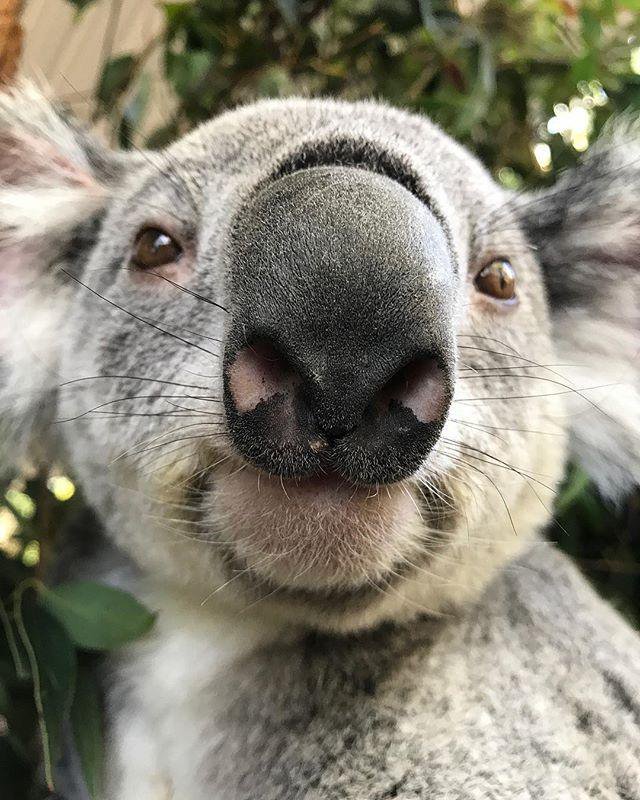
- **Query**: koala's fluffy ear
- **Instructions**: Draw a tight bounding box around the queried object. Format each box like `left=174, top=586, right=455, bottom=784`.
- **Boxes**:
left=0, top=84, right=123, bottom=472
left=515, top=123, right=640, bottom=500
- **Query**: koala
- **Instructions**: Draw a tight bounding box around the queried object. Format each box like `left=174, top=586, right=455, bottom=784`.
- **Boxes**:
left=1, top=83, right=639, bottom=799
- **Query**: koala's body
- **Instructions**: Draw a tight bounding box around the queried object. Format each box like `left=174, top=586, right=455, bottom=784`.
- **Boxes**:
left=1, top=87, right=639, bottom=799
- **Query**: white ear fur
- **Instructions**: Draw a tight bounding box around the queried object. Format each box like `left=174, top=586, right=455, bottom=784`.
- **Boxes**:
left=0, top=184, right=104, bottom=243
left=555, top=311, right=640, bottom=501
left=0, top=82, right=106, bottom=246
left=0, top=81, right=90, bottom=164
left=0, top=83, right=109, bottom=472
left=0, top=275, right=72, bottom=471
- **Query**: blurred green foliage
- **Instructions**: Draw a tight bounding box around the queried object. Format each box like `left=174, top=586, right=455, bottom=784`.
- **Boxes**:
left=0, top=477, right=155, bottom=799
left=1, top=0, right=640, bottom=797
left=97, top=0, right=640, bottom=183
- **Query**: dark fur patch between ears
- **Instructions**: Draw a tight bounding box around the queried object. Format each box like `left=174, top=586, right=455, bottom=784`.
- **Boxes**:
left=271, top=136, right=428, bottom=203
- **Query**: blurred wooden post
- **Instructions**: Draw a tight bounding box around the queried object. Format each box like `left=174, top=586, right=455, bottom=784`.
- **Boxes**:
left=0, top=0, right=22, bottom=84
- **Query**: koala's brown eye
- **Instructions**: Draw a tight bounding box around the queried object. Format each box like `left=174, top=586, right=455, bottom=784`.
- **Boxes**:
left=131, top=227, right=182, bottom=270
left=474, top=259, right=516, bottom=301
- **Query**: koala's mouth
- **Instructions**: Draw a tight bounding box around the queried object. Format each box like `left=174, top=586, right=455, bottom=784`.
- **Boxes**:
left=195, top=461, right=435, bottom=594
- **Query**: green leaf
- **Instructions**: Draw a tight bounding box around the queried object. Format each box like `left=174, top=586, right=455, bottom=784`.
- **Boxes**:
left=16, top=602, right=76, bottom=791
left=580, top=8, right=601, bottom=47
left=453, top=39, right=495, bottom=136
left=146, top=120, right=180, bottom=149
left=0, top=600, right=28, bottom=680
left=71, top=657, right=104, bottom=800
left=66, top=0, right=99, bottom=10
left=418, top=0, right=444, bottom=42
left=0, top=676, right=7, bottom=712
left=274, top=0, right=299, bottom=26
left=97, top=55, right=137, bottom=108
left=166, top=50, right=214, bottom=98
left=41, top=581, right=155, bottom=651
left=124, top=73, right=151, bottom=128
left=556, top=465, right=591, bottom=515
left=571, top=52, right=598, bottom=84
left=119, top=73, right=152, bottom=148
left=163, top=1, right=194, bottom=35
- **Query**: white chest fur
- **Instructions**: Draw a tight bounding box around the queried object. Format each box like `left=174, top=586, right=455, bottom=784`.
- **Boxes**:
left=105, top=589, right=289, bottom=800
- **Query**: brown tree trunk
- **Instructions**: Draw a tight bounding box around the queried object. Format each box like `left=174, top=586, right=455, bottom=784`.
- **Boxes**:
left=0, top=0, right=23, bottom=84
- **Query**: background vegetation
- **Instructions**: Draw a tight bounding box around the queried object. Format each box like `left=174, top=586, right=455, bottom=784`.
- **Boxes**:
left=1, top=1, right=639, bottom=797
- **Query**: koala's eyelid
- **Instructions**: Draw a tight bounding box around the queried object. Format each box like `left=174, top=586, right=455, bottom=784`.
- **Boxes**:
left=118, top=172, right=200, bottom=234
left=126, top=212, right=196, bottom=247
left=473, top=253, right=514, bottom=272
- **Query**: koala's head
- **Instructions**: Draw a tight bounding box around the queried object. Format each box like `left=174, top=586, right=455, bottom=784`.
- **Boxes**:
left=1, top=85, right=639, bottom=630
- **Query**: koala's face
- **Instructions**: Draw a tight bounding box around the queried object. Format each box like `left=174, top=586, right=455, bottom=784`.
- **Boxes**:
left=2, top=91, right=639, bottom=630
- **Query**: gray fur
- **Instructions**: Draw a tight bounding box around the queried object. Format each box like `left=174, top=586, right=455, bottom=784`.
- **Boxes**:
left=0, top=86, right=638, bottom=798
left=180, top=546, right=640, bottom=799
left=514, top=128, right=640, bottom=499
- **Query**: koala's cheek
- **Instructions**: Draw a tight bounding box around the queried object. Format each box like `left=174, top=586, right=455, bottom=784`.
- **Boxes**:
left=211, top=465, right=422, bottom=590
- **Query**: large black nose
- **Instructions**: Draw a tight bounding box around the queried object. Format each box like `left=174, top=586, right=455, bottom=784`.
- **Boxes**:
left=223, top=165, right=456, bottom=484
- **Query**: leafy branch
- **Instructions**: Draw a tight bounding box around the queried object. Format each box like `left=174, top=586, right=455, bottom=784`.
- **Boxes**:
left=2, top=578, right=155, bottom=796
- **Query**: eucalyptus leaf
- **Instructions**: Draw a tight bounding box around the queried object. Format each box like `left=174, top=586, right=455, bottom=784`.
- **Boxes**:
left=0, top=599, right=28, bottom=679
left=120, top=73, right=151, bottom=148
left=570, top=53, right=598, bottom=85
left=556, top=466, right=591, bottom=515
left=146, top=120, right=180, bottom=149
left=41, top=581, right=155, bottom=651
left=66, top=0, right=99, bottom=10
left=71, top=657, right=104, bottom=800
left=580, top=8, right=601, bottom=47
left=166, top=50, right=214, bottom=98
left=98, top=55, right=138, bottom=108
left=275, top=0, right=299, bottom=26
left=164, top=1, right=193, bottom=33
left=124, top=73, right=151, bottom=128
left=16, top=602, right=76, bottom=791
left=0, top=676, right=7, bottom=712
left=418, top=0, right=444, bottom=41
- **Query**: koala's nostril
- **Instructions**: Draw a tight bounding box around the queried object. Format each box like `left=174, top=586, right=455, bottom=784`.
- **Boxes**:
left=224, top=337, right=452, bottom=483
left=227, top=339, right=301, bottom=415
left=375, top=356, right=449, bottom=426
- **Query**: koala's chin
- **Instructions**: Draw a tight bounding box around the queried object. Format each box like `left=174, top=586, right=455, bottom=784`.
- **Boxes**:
left=210, top=464, right=424, bottom=593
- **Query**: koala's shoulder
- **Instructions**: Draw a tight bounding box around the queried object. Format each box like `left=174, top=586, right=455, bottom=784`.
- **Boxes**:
left=164, top=545, right=640, bottom=798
